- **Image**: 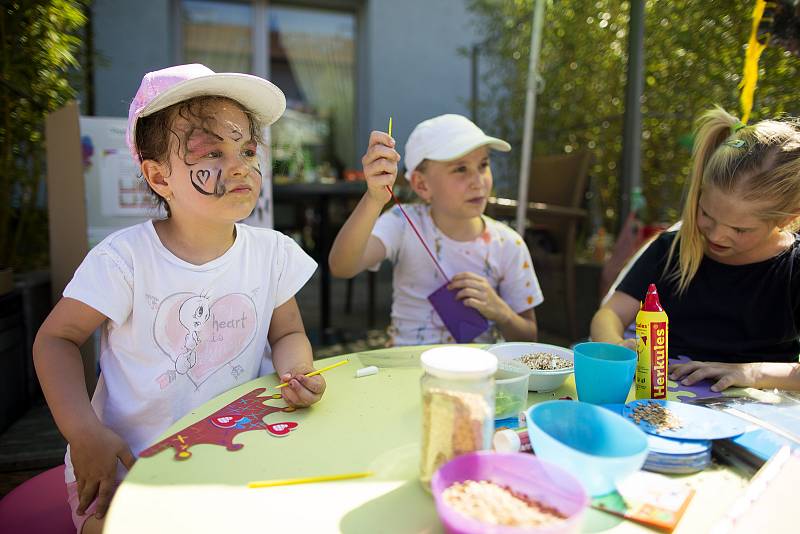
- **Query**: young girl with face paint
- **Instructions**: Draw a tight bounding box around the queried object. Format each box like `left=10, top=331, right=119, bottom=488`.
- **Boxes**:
left=33, top=64, right=322, bottom=534
left=591, top=107, right=800, bottom=393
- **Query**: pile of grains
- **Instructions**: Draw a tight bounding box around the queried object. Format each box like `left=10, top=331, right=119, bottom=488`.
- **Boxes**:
left=420, top=389, right=491, bottom=485
left=630, top=401, right=683, bottom=432
left=516, top=352, right=573, bottom=371
left=442, top=480, right=566, bottom=528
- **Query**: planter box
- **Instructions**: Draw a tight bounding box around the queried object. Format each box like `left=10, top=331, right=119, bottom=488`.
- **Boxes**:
left=16, top=272, right=52, bottom=399
left=0, top=268, right=12, bottom=296
left=0, top=290, right=27, bottom=434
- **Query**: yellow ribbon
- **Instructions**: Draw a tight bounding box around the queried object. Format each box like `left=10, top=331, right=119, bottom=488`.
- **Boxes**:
left=739, top=0, right=769, bottom=124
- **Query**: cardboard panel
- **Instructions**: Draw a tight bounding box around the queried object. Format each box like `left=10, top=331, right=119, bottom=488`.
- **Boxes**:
left=44, top=101, right=95, bottom=393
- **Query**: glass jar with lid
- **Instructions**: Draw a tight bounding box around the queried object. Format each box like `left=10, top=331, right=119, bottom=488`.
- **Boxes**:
left=419, top=346, right=497, bottom=488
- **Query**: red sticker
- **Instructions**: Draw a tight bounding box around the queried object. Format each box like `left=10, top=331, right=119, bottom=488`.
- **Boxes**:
left=211, top=415, right=241, bottom=429
left=266, top=422, right=298, bottom=437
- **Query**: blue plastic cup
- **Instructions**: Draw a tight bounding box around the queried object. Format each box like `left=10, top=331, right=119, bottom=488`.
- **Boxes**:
left=526, top=401, right=649, bottom=496
left=573, top=342, right=636, bottom=405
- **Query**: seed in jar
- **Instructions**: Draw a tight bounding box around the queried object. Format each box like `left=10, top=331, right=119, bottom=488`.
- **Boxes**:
left=630, top=401, right=683, bottom=431
left=516, top=352, right=573, bottom=370
left=420, top=389, right=490, bottom=485
left=442, top=479, right=566, bottom=527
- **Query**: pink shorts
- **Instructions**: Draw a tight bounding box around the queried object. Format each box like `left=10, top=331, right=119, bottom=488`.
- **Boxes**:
left=66, top=480, right=121, bottom=533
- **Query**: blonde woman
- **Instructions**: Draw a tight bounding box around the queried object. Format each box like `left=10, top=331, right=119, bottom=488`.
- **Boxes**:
left=591, top=107, right=800, bottom=392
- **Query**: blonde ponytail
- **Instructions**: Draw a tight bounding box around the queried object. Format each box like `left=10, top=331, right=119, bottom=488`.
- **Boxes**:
left=666, top=107, right=800, bottom=294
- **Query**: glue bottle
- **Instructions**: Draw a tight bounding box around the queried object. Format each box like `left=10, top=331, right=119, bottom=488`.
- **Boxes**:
left=635, top=284, right=669, bottom=399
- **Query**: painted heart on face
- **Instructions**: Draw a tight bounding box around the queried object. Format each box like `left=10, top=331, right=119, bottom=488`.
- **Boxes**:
left=195, top=169, right=212, bottom=185
left=265, top=422, right=298, bottom=437
left=154, top=292, right=258, bottom=388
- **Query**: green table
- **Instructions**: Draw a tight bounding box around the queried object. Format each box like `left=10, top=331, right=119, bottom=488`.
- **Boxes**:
left=104, top=346, right=747, bottom=533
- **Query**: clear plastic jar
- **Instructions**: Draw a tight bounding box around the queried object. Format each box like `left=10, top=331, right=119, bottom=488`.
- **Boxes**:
left=419, top=346, right=497, bottom=488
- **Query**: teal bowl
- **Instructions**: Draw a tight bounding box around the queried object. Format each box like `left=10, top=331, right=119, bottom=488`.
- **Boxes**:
left=526, top=401, right=649, bottom=496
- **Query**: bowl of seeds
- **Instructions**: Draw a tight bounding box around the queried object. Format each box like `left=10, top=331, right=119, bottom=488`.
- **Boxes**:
left=486, top=342, right=575, bottom=393
left=431, top=451, right=588, bottom=533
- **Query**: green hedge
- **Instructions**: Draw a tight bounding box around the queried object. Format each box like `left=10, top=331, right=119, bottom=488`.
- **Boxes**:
left=0, top=1, right=88, bottom=270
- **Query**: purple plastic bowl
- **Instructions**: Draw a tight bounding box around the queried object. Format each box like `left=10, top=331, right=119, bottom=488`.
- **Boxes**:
left=431, top=451, right=589, bottom=534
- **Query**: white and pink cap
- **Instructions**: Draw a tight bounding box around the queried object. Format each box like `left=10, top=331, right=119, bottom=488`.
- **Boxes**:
left=125, top=63, right=286, bottom=163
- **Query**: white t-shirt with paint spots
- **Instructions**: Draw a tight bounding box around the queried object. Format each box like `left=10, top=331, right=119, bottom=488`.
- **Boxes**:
left=371, top=205, right=543, bottom=346
left=61, top=220, right=316, bottom=482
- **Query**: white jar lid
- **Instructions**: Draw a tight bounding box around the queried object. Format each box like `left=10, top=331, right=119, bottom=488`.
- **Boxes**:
left=421, top=346, right=497, bottom=380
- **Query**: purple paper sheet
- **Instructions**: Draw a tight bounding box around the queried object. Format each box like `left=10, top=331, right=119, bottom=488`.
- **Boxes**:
left=428, top=282, right=489, bottom=343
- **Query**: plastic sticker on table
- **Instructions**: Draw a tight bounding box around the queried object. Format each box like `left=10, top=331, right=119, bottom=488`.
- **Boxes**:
left=139, top=388, right=298, bottom=461
left=623, top=399, right=746, bottom=441
left=620, top=332, right=719, bottom=401
left=667, top=355, right=718, bottom=402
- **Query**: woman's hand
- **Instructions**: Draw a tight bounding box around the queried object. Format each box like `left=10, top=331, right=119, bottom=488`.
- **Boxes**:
left=70, top=423, right=135, bottom=519
left=279, top=365, right=326, bottom=408
left=670, top=361, right=760, bottom=392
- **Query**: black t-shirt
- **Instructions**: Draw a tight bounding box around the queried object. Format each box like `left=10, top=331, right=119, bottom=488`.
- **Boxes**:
left=617, top=231, right=800, bottom=363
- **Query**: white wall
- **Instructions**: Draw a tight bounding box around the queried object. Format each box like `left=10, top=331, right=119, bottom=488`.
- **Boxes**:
left=93, top=0, right=173, bottom=117
left=360, top=0, right=480, bottom=165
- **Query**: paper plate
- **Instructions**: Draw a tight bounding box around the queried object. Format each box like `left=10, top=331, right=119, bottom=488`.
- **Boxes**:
left=623, top=399, right=746, bottom=440
left=646, top=433, right=711, bottom=455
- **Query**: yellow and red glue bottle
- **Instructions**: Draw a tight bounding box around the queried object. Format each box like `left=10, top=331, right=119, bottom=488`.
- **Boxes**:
left=635, top=284, right=669, bottom=399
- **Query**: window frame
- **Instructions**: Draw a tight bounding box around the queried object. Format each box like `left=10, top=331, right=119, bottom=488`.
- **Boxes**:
left=174, top=0, right=365, bottom=166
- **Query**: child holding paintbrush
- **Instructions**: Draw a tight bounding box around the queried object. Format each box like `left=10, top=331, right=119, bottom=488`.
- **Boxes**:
left=330, top=114, right=543, bottom=345
left=33, top=64, right=326, bottom=534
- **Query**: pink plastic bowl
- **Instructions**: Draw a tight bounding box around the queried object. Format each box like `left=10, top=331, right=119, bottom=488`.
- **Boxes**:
left=431, top=451, right=589, bottom=534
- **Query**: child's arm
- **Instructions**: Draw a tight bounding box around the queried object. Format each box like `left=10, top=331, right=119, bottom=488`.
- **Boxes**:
left=671, top=361, right=800, bottom=392
left=329, top=131, right=400, bottom=278
left=268, top=297, right=325, bottom=407
left=33, top=298, right=136, bottom=520
left=449, top=272, right=539, bottom=341
left=590, top=291, right=639, bottom=349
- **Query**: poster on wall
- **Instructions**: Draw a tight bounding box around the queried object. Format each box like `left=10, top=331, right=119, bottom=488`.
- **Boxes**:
left=246, top=127, right=274, bottom=229
left=78, top=116, right=273, bottom=243
left=98, top=146, right=153, bottom=216
left=79, top=117, right=156, bottom=217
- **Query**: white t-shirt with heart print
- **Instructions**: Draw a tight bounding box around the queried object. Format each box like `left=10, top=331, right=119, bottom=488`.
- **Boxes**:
left=61, top=220, right=316, bottom=483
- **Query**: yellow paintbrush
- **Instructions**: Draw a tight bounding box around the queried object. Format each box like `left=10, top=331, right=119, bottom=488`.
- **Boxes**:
left=248, top=471, right=373, bottom=488
left=274, top=359, right=349, bottom=389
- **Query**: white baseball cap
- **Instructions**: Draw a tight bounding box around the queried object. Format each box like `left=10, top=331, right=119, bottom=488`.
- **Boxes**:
left=403, top=114, right=511, bottom=179
left=126, top=63, right=286, bottom=163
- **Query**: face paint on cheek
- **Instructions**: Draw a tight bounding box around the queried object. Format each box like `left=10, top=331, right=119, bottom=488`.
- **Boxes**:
left=189, top=169, right=223, bottom=197
left=213, top=173, right=226, bottom=197
left=224, top=119, right=244, bottom=142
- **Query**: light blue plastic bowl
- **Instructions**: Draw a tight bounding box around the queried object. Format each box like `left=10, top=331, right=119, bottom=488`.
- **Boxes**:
left=526, top=401, right=649, bottom=496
